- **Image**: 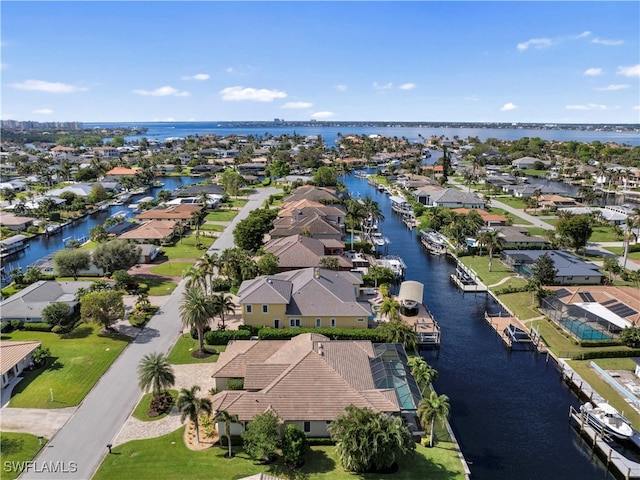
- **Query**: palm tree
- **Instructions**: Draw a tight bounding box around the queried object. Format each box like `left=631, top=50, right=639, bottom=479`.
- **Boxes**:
left=177, top=385, right=212, bottom=443
left=408, top=357, right=438, bottom=396
left=179, top=286, right=216, bottom=354
left=377, top=319, right=417, bottom=353
left=531, top=188, right=542, bottom=215
left=184, top=264, right=207, bottom=291
left=476, top=229, right=504, bottom=272
left=137, top=352, right=175, bottom=401
left=199, top=252, right=221, bottom=293
left=379, top=297, right=400, bottom=320
left=417, top=392, right=450, bottom=447
left=216, top=409, right=239, bottom=458
left=345, top=199, right=367, bottom=248
left=213, top=293, right=236, bottom=330
left=362, top=196, right=384, bottom=238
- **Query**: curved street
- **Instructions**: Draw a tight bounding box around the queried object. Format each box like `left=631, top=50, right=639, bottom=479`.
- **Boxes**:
left=19, top=187, right=279, bottom=480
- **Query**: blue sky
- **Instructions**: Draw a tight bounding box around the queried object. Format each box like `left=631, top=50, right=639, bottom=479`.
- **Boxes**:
left=2, top=1, right=639, bottom=124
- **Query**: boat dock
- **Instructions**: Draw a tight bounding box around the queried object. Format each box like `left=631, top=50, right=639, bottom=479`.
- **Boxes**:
left=484, top=312, right=534, bottom=349
left=399, top=303, right=441, bottom=349
left=569, top=406, right=640, bottom=479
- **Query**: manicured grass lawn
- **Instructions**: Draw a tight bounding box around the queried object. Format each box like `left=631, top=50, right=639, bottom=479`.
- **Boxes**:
left=488, top=207, right=532, bottom=225
left=604, top=246, right=640, bottom=260
left=161, top=235, right=214, bottom=260
left=166, top=334, right=226, bottom=364
left=200, top=223, right=225, bottom=232
left=589, top=226, right=621, bottom=243
left=495, top=197, right=527, bottom=209
left=541, top=217, right=559, bottom=226
left=459, top=256, right=514, bottom=286
left=205, top=210, right=238, bottom=222
left=3, top=325, right=130, bottom=408
left=0, top=433, right=46, bottom=480
left=132, top=390, right=178, bottom=422
left=93, top=427, right=467, bottom=480
left=135, top=276, right=177, bottom=296
left=149, top=262, right=194, bottom=277
left=368, top=174, right=390, bottom=186
left=492, top=277, right=527, bottom=290
left=520, top=168, right=548, bottom=177
left=227, top=199, right=248, bottom=208
left=497, top=292, right=541, bottom=320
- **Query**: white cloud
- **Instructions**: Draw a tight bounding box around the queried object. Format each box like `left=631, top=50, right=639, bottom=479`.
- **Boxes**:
left=282, top=101, right=313, bottom=109
left=33, top=108, right=53, bottom=115
left=335, top=84, right=347, bottom=91
left=399, top=83, right=416, bottom=90
left=373, top=82, right=393, bottom=90
left=566, top=103, right=608, bottom=110
left=9, top=79, right=88, bottom=93
left=617, top=65, right=640, bottom=78
left=133, top=86, right=190, bottom=97
left=517, top=38, right=552, bottom=51
left=226, top=67, right=234, bottom=73
left=592, top=38, right=623, bottom=46
left=595, top=84, right=629, bottom=91
left=583, top=68, right=603, bottom=76
left=181, top=73, right=210, bottom=81
left=633, top=105, right=640, bottom=111
left=311, top=111, right=334, bottom=119
left=500, top=103, right=518, bottom=111
left=219, top=86, right=287, bottom=102
left=575, top=31, right=591, bottom=39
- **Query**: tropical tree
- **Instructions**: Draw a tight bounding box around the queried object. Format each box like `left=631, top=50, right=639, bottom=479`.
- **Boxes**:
left=213, top=293, right=236, bottom=330
left=137, top=352, right=175, bottom=404
left=557, top=214, right=593, bottom=254
left=475, top=229, right=504, bottom=272
left=417, top=391, right=450, bottom=447
left=328, top=405, right=415, bottom=473
left=216, top=409, right=240, bottom=459
left=530, top=252, right=558, bottom=285
left=344, top=198, right=367, bottom=248
left=408, top=356, right=438, bottom=396
left=184, top=264, right=208, bottom=291
left=177, top=385, right=212, bottom=443
left=379, top=297, right=400, bottom=320
left=199, top=252, right=221, bottom=292
left=376, top=319, right=418, bottom=353
left=242, top=411, right=282, bottom=462
left=92, top=239, right=141, bottom=275
left=179, top=286, right=215, bottom=354
left=31, top=346, right=51, bottom=368
left=361, top=196, right=384, bottom=238
left=80, top=290, right=125, bottom=329
left=282, top=423, right=309, bottom=467
left=602, top=257, right=622, bottom=283
left=53, top=249, right=91, bottom=280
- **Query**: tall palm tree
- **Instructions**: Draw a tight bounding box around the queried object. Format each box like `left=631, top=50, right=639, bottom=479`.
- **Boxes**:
left=199, top=252, right=221, bottom=293
left=362, top=196, right=384, bottom=239
left=476, top=229, right=504, bottom=272
left=379, top=297, right=400, bottom=321
left=408, top=357, right=438, bottom=396
left=345, top=199, right=367, bottom=248
left=216, top=409, right=239, bottom=458
left=137, top=352, right=175, bottom=401
left=177, top=385, right=212, bottom=443
left=179, top=286, right=215, bottom=354
left=377, top=319, right=417, bottom=353
left=213, top=293, right=236, bottom=330
left=532, top=188, right=543, bottom=215
left=417, top=391, right=450, bottom=447
left=184, top=265, right=207, bottom=291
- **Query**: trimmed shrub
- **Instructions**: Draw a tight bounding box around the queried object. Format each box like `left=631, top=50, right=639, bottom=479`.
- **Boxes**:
left=0, top=321, right=12, bottom=333
left=23, top=322, right=53, bottom=332
left=258, top=327, right=387, bottom=342
left=129, top=313, right=150, bottom=328
left=52, top=324, right=73, bottom=335
left=191, top=325, right=211, bottom=339
left=10, top=319, right=23, bottom=330
left=572, top=349, right=640, bottom=361
left=307, top=437, right=335, bottom=446
left=238, top=324, right=261, bottom=336
left=226, top=378, right=244, bottom=390
left=204, top=329, right=251, bottom=345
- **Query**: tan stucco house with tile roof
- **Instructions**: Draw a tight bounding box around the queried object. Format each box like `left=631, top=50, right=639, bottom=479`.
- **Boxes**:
left=210, top=334, right=420, bottom=437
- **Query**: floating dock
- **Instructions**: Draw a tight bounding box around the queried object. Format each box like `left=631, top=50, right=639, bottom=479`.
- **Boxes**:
left=484, top=312, right=534, bottom=349
left=569, top=406, right=640, bottom=479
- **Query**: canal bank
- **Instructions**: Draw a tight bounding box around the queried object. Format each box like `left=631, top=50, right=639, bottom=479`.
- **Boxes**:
left=342, top=173, right=607, bottom=479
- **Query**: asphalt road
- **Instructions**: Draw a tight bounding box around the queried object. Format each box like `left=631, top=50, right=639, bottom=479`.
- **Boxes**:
left=20, top=187, right=279, bottom=480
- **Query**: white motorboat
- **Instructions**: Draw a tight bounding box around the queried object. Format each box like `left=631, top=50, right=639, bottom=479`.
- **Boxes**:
left=579, top=402, right=633, bottom=441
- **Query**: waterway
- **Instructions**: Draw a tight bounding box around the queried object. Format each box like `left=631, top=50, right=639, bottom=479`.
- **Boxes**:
left=2, top=176, right=201, bottom=277
left=342, top=172, right=607, bottom=479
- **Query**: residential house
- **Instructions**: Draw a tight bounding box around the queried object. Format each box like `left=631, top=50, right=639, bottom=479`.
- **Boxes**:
left=175, top=184, right=224, bottom=197
left=50, top=145, right=75, bottom=160
left=413, top=185, right=445, bottom=206
left=237, top=267, right=372, bottom=330
left=505, top=184, right=565, bottom=198
left=93, top=146, right=121, bottom=159
left=209, top=334, right=418, bottom=437
left=500, top=250, right=604, bottom=285
left=269, top=214, right=343, bottom=240
left=427, top=189, right=485, bottom=209
left=1, top=341, right=41, bottom=389
left=556, top=206, right=629, bottom=225
left=134, top=203, right=202, bottom=222
left=538, top=195, right=582, bottom=211
left=0, top=234, right=29, bottom=258
left=451, top=208, right=507, bottom=227
left=103, top=167, right=140, bottom=182
left=263, top=235, right=351, bottom=272
left=0, top=213, right=35, bottom=231
left=0, top=180, right=27, bottom=192
left=47, top=183, right=94, bottom=198
left=511, top=156, right=550, bottom=169
left=496, top=226, right=548, bottom=247
left=283, top=185, right=343, bottom=204
left=118, top=220, right=177, bottom=243
left=0, top=280, right=89, bottom=322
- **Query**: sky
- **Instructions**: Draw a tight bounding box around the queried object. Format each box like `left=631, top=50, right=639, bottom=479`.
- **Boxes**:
left=2, top=1, right=639, bottom=124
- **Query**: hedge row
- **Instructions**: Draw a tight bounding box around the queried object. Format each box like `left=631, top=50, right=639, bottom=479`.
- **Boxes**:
left=204, top=329, right=252, bottom=345
left=23, top=322, right=53, bottom=332
left=572, top=349, right=640, bottom=361
left=258, top=327, right=388, bottom=342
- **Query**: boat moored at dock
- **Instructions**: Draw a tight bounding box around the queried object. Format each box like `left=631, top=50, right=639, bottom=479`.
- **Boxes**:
left=579, top=402, right=634, bottom=441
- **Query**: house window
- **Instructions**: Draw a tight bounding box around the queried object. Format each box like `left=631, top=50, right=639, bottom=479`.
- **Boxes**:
left=330, top=318, right=336, bottom=328
left=357, top=318, right=364, bottom=323
left=262, top=304, right=269, bottom=314
left=290, top=319, right=301, bottom=328
left=315, top=318, right=321, bottom=328
left=303, top=421, right=311, bottom=433
left=245, top=305, right=252, bottom=314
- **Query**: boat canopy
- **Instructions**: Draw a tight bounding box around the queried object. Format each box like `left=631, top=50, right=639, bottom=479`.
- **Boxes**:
left=398, top=281, right=424, bottom=303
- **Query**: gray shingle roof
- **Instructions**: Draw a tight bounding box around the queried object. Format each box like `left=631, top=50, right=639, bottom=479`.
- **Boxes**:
left=429, top=188, right=484, bottom=205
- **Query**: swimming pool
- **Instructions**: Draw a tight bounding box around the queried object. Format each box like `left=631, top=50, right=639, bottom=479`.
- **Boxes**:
left=558, top=317, right=613, bottom=341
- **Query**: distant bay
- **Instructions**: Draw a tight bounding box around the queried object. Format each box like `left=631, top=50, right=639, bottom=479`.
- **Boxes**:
left=87, top=122, right=640, bottom=147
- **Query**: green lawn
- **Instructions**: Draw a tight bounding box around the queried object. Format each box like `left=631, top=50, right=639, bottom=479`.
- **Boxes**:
left=2, top=325, right=130, bottom=408
left=487, top=207, right=532, bottom=226
left=459, top=256, right=514, bottom=286
left=0, top=433, right=46, bottom=480
left=589, top=226, right=622, bottom=243
left=161, top=235, right=214, bottom=260
left=495, top=197, right=527, bottom=209
left=132, top=390, right=179, bottom=422
left=205, top=210, right=238, bottom=222
left=526, top=227, right=551, bottom=237
left=135, top=276, right=177, bottom=296
left=227, top=199, right=248, bottom=208
left=540, top=217, right=559, bottom=226
left=166, top=335, right=226, bottom=364
left=497, top=292, right=541, bottom=320
left=148, top=262, right=194, bottom=277
left=199, top=223, right=225, bottom=232
left=93, top=427, right=467, bottom=480
left=604, top=246, right=640, bottom=260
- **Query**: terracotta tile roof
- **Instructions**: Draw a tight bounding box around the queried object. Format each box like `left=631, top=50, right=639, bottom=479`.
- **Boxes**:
left=244, top=364, right=289, bottom=390
left=1, top=341, right=41, bottom=375
left=0, top=213, right=35, bottom=226
left=135, top=204, right=202, bottom=220
left=263, top=235, right=351, bottom=269
left=211, top=340, right=289, bottom=378
left=118, top=220, right=175, bottom=240
left=105, top=167, right=139, bottom=176
left=270, top=214, right=341, bottom=238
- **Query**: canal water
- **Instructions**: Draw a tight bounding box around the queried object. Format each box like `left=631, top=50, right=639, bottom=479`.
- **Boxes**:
left=2, top=176, right=201, bottom=276
left=342, top=173, right=607, bottom=479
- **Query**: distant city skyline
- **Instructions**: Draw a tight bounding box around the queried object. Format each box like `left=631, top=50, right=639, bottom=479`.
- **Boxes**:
left=2, top=1, right=639, bottom=124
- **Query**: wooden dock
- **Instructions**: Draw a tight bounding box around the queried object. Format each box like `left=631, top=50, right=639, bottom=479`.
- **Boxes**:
left=450, top=273, right=488, bottom=292
left=484, top=312, right=533, bottom=349
left=398, top=302, right=441, bottom=349
left=569, top=406, right=640, bottom=479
